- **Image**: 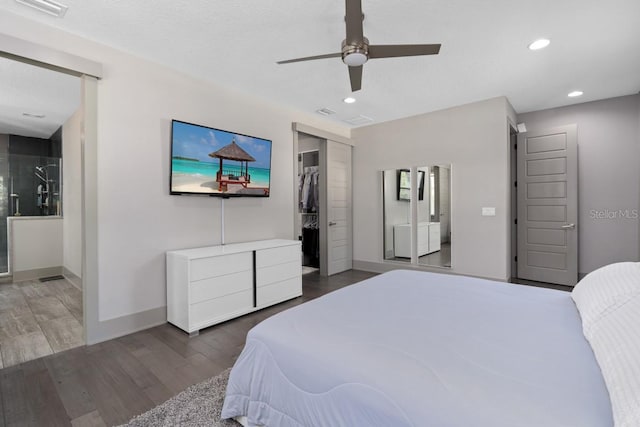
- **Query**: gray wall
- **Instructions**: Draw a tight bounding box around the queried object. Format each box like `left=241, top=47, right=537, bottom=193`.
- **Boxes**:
left=518, top=94, right=640, bottom=275
left=298, top=133, right=321, bottom=153
left=62, top=108, right=82, bottom=277
left=353, top=97, right=513, bottom=280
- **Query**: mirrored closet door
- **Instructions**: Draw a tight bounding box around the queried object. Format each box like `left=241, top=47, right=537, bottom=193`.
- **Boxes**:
left=382, top=169, right=412, bottom=263
left=382, top=165, right=452, bottom=268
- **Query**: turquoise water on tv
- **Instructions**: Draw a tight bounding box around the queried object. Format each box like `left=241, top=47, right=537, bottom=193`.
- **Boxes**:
left=172, top=158, right=270, bottom=187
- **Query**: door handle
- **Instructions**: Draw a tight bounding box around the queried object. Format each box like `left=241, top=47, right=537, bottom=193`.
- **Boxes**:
left=561, top=223, right=576, bottom=229
left=328, top=221, right=337, bottom=226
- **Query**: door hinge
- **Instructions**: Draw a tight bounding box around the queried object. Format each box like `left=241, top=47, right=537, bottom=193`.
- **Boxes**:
left=514, top=144, right=517, bottom=150
left=514, top=218, right=517, bottom=225
left=514, top=256, right=518, bottom=262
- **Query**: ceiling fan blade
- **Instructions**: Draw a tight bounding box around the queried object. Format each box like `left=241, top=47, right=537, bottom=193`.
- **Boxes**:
left=277, top=52, right=341, bottom=64
left=348, top=65, right=363, bottom=92
left=369, top=44, right=441, bottom=59
left=345, top=0, right=364, bottom=44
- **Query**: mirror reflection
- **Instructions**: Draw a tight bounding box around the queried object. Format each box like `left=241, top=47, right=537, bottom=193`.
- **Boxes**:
left=418, top=165, right=451, bottom=268
left=382, top=166, right=452, bottom=268
left=382, top=169, right=411, bottom=263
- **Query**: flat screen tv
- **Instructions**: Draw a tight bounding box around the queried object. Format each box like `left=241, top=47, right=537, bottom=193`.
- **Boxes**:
left=170, top=120, right=272, bottom=197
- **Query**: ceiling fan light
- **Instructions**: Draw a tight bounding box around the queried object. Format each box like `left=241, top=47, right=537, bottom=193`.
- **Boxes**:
left=343, top=52, right=368, bottom=67
left=528, top=38, right=550, bottom=50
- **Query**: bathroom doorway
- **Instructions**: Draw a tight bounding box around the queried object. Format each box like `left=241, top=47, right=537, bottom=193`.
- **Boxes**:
left=0, top=55, right=84, bottom=367
left=0, top=55, right=80, bottom=278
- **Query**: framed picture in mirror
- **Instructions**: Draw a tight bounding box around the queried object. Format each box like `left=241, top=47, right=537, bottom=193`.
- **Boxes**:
left=397, top=169, right=425, bottom=201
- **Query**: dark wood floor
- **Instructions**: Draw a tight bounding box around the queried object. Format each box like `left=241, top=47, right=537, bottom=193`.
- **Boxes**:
left=0, top=269, right=376, bottom=427
left=510, top=277, right=573, bottom=292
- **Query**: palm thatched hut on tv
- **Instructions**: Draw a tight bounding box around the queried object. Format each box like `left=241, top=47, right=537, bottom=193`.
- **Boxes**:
left=209, top=138, right=256, bottom=191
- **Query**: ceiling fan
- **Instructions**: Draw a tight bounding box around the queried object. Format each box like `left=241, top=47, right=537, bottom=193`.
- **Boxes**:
left=277, top=0, right=441, bottom=92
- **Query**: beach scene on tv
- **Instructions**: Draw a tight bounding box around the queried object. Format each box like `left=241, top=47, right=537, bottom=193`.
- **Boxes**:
left=171, top=121, right=271, bottom=196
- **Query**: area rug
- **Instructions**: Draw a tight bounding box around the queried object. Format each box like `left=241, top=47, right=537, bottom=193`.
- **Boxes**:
left=119, top=368, right=240, bottom=427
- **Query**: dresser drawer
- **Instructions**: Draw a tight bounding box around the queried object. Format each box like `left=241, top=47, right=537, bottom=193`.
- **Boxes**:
left=190, top=270, right=252, bottom=304
left=190, top=289, right=253, bottom=328
left=256, top=245, right=300, bottom=269
left=257, top=276, right=302, bottom=308
left=257, top=260, right=300, bottom=288
left=190, top=252, right=251, bottom=282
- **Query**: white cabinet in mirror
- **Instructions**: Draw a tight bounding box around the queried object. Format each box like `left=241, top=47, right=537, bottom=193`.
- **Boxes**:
left=382, top=165, right=452, bottom=268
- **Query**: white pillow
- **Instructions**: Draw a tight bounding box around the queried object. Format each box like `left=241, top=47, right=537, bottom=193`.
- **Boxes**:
left=584, top=293, right=640, bottom=427
left=571, top=262, right=640, bottom=337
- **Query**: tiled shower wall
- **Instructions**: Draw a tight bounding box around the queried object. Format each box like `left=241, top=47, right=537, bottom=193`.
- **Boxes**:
left=0, top=132, right=62, bottom=274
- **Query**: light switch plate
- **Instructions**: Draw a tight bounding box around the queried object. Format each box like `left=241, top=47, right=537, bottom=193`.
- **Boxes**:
left=482, top=207, right=496, bottom=216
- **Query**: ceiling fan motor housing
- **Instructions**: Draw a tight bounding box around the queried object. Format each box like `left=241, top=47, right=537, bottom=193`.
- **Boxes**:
left=342, top=37, right=369, bottom=66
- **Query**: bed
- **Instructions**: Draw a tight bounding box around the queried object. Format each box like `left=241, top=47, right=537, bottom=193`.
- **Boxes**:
left=222, top=265, right=640, bottom=426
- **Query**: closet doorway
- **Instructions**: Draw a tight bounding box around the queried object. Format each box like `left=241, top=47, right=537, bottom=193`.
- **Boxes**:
left=299, top=140, right=320, bottom=275
left=293, top=125, right=353, bottom=277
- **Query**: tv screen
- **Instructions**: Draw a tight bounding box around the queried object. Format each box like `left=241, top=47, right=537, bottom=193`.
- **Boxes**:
left=170, top=120, right=272, bottom=197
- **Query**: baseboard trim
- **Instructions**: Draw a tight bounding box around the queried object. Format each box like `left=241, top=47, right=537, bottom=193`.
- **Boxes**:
left=354, top=260, right=462, bottom=277
left=87, top=306, right=167, bottom=345
left=62, top=267, right=82, bottom=291
left=12, top=266, right=63, bottom=282
left=353, top=260, right=509, bottom=282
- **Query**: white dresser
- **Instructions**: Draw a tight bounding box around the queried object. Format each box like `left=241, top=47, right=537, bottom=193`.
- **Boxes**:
left=393, top=222, right=441, bottom=258
left=167, top=239, right=302, bottom=335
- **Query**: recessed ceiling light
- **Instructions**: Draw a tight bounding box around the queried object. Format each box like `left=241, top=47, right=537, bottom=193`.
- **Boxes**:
left=528, top=39, right=550, bottom=50
left=343, top=97, right=356, bottom=104
left=22, top=112, right=46, bottom=119
left=568, top=91, right=584, bottom=97
left=15, top=0, right=68, bottom=17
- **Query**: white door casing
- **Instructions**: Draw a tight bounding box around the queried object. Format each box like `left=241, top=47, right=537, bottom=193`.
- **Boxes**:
left=517, top=124, right=578, bottom=286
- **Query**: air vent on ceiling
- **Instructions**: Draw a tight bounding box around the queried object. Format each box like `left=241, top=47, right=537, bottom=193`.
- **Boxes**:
left=343, top=115, right=373, bottom=126
left=316, top=108, right=336, bottom=116
left=15, top=0, right=68, bottom=17
left=22, top=112, right=46, bottom=119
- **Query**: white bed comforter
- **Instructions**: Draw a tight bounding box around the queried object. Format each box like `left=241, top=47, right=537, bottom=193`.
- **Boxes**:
left=222, top=270, right=612, bottom=427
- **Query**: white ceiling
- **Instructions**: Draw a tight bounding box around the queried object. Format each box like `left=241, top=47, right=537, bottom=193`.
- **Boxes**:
left=1, top=0, right=639, bottom=128
left=0, top=56, right=80, bottom=138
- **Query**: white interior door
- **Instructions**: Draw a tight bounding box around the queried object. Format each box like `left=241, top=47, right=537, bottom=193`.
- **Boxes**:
left=517, top=124, right=578, bottom=286
left=322, top=140, right=352, bottom=276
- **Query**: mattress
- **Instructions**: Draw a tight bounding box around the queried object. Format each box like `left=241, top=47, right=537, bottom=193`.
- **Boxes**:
left=222, top=270, right=612, bottom=426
